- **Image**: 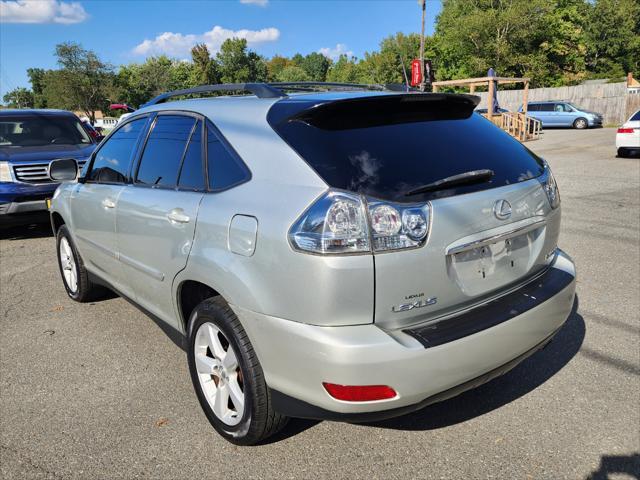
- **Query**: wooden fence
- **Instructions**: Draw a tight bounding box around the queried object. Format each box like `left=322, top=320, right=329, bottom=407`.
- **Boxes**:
left=475, top=82, right=632, bottom=125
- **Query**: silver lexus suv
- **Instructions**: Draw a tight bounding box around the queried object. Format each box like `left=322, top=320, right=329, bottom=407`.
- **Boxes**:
left=49, top=83, right=576, bottom=445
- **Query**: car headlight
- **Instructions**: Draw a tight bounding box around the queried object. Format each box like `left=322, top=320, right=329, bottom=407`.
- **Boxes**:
left=0, top=162, right=13, bottom=182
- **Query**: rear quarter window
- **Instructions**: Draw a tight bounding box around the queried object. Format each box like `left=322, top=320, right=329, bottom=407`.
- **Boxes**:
left=206, top=121, right=250, bottom=191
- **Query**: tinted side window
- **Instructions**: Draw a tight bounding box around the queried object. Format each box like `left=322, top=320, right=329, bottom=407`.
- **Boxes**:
left=539, top=104, right=555, bottom=112
left=137, top=115, right=195, bottom=187
left=88, top=118, right=146, bottom=183
left=207, top=121, right=250, bottom=191
left=178, top=120, right=205, bottom=190
left=528, top=104, right=540, bottom=112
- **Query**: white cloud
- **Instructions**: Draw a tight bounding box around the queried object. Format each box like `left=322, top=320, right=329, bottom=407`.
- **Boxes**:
left=240, top=0, right=268, bottom=6
left=132, top=25, right=280, bottom=58
left=0, top=0, right=88, bottom=24
left=318, top=43, right=354, bottom=61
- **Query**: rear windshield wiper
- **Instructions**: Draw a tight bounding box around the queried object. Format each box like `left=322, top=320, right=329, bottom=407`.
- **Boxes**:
left=404, top=169, right=495, bottom=197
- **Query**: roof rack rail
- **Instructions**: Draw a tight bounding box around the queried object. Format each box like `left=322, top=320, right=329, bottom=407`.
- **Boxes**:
left=269, top=82, right=414, bottom=93
left=269, top=81, right=382, bottom=92
left=141, top=82, right=417, bottom=107
left=142, top=83, right=286, bottom=107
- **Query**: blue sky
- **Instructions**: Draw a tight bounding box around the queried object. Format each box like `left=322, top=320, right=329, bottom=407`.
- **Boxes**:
left=0, top=0, right=441, bottom=98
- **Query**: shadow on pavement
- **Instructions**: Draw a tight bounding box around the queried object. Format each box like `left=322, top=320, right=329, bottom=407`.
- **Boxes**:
left=0, top=214, right=52, bottom=240
left=585, top=453, right=640, bottom=480
left=274, top=296, right=584, bottom=442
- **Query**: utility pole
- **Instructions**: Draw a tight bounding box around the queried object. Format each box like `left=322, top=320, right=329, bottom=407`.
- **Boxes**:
left=419, top=0, right=426, bottom=92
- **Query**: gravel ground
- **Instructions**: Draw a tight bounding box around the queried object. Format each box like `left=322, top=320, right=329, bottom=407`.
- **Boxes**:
left=1, top=128, right=638, bottom=479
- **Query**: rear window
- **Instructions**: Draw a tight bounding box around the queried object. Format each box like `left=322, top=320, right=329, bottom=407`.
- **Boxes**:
left=0, top=114, right=92, bottom=148
left=631, top=111, right=640, bottom=121
left=269, top=95, right=544, bottom=203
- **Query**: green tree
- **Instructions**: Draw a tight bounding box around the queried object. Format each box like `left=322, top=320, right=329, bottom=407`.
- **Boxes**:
left=27, top=68, right=47, bottom=107
left=326, top=54, right=361, bottom=83
left=432, top=0, right=585, bottom=86
left=114, top=56, right=192, bottom=107
left=537, top=0, right=590, bottom=85
left=298, top=52, right=331, bottom=81
left=2, top=87, right=34, bottom=108
left=190, top=43, right=219, bottom=85
left=585, top=0, right=640, bottom=78
left=266, top=55, right=292, bottom=81
left=276, top=65, right=311, bottom=82
left=359, top=32, right=422, bottom=84
left=216, top=38, right=268, bottom=83
left=46, top=42, right=114, bottom=121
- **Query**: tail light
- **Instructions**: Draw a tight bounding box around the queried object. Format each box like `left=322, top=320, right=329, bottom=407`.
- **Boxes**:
left=617, top=128, right=634, bottom=134
left=322, top=382, right=397, bottom=402
left=538, top=162, right=560, bottom=209
left=288, top=190, right=430, bottom=255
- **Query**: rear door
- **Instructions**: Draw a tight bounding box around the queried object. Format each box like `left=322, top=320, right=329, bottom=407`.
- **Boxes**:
left=70, top=116, right=148, bottom=296
left=116, top=113, right=205, bottom=327
left=538, top=103, right=557, bottom=125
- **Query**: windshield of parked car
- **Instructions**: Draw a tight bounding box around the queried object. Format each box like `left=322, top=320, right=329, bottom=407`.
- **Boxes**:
left=0, top=114, right=92, bottom=148
left=269, top=95, right=545, bottom=203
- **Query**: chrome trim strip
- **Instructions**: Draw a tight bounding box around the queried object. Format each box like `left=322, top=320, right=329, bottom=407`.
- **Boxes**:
left=446, top=218, right=546, bottom=255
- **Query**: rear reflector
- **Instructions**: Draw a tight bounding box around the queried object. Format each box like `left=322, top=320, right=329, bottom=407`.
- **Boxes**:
left=617, top=128, right=634, bottom=134
left=322, top=382, right=397, bottom=402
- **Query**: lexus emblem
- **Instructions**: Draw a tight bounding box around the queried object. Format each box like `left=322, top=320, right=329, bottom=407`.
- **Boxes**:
left=493, top=199, right=512, bottom=220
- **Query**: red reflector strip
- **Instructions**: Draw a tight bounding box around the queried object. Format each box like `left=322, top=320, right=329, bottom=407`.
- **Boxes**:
left=617, top=128, right=634, bottom=134
left=322, top=382, right=397, bottom=402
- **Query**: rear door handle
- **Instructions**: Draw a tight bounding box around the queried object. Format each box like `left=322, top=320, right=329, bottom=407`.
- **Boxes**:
left=167, top=209, right=190, bottom=224
left=102, top=198, right=116, bottom=209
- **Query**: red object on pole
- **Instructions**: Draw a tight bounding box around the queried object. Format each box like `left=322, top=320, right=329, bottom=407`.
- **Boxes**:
left=411, top=59, right=422, bottom=87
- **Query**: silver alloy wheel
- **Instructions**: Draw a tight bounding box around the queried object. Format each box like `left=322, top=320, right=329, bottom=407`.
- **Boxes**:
left=575, top=118, right=587, bottom=129
left=59, top=237, right=78, bottom=293
left=194, top=322, right=245, bottom=426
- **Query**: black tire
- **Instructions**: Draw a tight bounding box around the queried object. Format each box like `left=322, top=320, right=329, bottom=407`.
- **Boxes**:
left=187, top=297, right=288, bottom=445
left=573, top=117, right=588, bottom=129
left=617, top=148, right=628, bottom=158
left=55, top=224, right=102, bottom=302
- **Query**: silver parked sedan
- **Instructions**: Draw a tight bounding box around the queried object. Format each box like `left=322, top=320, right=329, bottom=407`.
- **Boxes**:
left=49, top=83, right=576, bottom=445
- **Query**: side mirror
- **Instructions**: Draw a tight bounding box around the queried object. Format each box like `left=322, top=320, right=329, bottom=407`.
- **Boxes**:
left=49, top=158, right=79, bottom=182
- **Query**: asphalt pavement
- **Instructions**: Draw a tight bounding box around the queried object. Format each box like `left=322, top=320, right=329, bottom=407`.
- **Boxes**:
left=1, top=128, right=638, bottom=479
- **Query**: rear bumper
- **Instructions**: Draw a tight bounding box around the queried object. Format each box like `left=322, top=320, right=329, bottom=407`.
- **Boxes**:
left=616, top=133, right=640, bottom=149
left=236, top=249, right=576, bottom=419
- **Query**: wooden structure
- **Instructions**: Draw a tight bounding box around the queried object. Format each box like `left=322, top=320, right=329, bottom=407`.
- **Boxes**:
left=432, top=76, right=541, bottom=142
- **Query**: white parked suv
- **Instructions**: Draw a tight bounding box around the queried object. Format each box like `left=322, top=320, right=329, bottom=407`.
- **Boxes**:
left=49, top=83, right=576, bottom=445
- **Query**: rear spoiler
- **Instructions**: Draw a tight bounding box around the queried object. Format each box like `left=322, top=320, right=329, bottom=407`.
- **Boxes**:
left=272, top=93, right=481, bottom=130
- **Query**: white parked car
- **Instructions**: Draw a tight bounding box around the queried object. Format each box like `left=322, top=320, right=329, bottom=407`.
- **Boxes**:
left=616, top=110, right=640, bottom=157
